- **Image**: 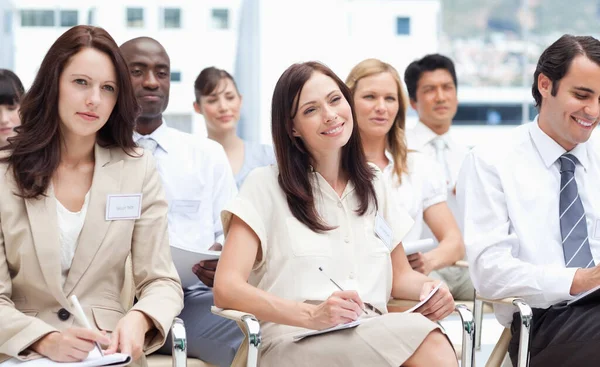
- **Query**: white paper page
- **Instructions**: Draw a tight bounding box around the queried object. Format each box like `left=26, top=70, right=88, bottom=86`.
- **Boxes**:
left=567, top=284, right=600, bottom=306
left=293, top=319, right=362, bottom=342
left=0, top=352, right=131, bottom=367
left=403, top=239, right=437, bottom=255
left=170, top=245, right=221, bottom=288
left=403, top=282, right=443, bottom=313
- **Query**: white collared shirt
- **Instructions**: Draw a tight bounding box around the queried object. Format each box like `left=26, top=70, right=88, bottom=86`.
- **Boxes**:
left=134, top=122, right=237, bottom=251
left=382, top=151, right=447, bottom=242
left=406, top=121, right=469, bottom=234
left=457, top=118, right=600, bottom=326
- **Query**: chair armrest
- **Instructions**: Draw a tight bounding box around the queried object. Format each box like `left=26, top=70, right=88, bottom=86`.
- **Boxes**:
left=211, top=307, right=261, bottom=346
left=476, top=296, right=519, bottom=305
left=453, top=260, right=469, bottom=268
left=211, top=306, right=261, bottom=367
left=475, top=296, right=532, bottom=367
left=171, top=318, right=187, bottom=367
left=454, top=304, right=475, bottom=367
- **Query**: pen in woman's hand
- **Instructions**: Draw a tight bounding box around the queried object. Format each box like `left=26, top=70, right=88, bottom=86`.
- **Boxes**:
left=70, top=295, right=105, bottom=357
left=318, top=267, right=367, bottom=315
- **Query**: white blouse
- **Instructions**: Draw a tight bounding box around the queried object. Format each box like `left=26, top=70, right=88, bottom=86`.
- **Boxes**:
left=221, top=164, right=414, bottom=336
left=383, top=151, right=447, bottom=242
left=56, top=193, right=90, bottom=286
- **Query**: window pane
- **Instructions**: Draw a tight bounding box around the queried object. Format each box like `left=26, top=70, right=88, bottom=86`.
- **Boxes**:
left=396, top=17, right=410, bottom=35
left=163, top=113, right=192, bottom=133
left=164, top=8, right=181, bottom=28
left=21, top=10, right=55, bottom=27
left=3, top=10, right=12, bottom=34
left=170, top=71, right=181, bottom=82
left=60, top=10, right=78, bottom=27
left=127, top=7, right=144, bottom=28
left=453, top=104, right=535, bottom=126
left=211, top=8, right=229, bottom=30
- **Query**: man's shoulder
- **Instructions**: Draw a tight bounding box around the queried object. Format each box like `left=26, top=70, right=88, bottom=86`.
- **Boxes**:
left=469, top=123, right=532, bottom=165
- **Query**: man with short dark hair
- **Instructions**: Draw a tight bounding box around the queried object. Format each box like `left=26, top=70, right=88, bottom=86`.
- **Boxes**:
left=404, top=54, right=473, bottom=300
left=120, top=37, right=243, bottom=367
left=458, top=35, right=600, bottom=365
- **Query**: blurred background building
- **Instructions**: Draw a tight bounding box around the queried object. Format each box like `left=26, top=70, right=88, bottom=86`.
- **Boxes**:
left=1, top=0, right=598, bottom=146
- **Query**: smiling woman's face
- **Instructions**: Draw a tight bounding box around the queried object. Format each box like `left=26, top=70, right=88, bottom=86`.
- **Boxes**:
left=291, top=71, right=353, bottom=159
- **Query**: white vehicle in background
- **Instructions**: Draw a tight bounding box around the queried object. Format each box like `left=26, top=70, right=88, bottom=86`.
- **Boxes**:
left=406, top=86, right=536, bottom=149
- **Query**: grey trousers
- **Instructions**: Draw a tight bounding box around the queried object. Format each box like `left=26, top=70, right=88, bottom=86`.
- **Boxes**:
left=430, top=266, right=474, bottom=301
left=157, top=284, right=244, bottom=367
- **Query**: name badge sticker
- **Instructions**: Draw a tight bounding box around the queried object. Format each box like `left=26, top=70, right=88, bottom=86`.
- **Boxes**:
left=106, top=194, right=143, bottom=221
left=595, top=219, right=600, bottom=240
left=374, top=213, right=393, bottom=251
left=170, top=200, right=201, bottom=214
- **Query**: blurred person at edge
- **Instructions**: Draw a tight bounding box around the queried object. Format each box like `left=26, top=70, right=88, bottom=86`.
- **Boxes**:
left=193, top=67, right=275, bottom=188
left=0, top=69, right=24, bottom=147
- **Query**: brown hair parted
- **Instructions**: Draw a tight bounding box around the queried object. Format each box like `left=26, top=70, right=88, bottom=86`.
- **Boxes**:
left=271, top=61, right=378, bottom=233
left=532, top=34, right=600, bottom=109
left=1, top=25, right=139, bottom=199
left=346, top=58, right=409, bottom=184
left=0, top=69, right=25, bottom=106
left=194, top=66, right=239, bottom=102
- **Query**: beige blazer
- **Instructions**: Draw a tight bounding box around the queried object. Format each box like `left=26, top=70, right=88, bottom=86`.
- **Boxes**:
left=0, top=144, right=184, bottom=363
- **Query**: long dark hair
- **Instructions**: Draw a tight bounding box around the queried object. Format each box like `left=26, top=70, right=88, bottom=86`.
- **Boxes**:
left=271, top=61, right=377, bottom=232
left=0, top=69, right=25, bottom=106
left=1, top=25, right=138, bottom=199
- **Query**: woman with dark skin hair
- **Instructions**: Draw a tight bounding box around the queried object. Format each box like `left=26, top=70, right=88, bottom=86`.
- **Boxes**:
left=213, top=62, right=457, bottom=366
left=0, top=26, right=182, bottom=364
left=0, top=69, right=24, bottom=147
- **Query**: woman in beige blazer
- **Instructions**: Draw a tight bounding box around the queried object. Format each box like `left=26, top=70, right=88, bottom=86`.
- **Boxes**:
left=0, top=26, right=183, bottom=364
left=214, top=62, right=457, bottom=366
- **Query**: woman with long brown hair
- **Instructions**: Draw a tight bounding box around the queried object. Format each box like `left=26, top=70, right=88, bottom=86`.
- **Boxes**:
left=213, top=62, right=457, bottom=366
left=0, top=26, right=182, bottom=364
left=346, top=59, right=470, bottom=300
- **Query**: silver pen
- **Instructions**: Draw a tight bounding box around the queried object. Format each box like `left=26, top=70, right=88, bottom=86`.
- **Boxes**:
left=318, top=267, right=367, bottom=315
left=69, top=295, right=105, bottom=357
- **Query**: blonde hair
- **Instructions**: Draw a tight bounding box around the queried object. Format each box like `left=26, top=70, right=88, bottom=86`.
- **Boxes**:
left=346, top=58, right=409, bottom=184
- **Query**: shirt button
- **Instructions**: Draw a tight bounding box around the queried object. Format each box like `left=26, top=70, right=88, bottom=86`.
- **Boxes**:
left=57, top=308, right=70, bottom=321
left=337, top=202, right=343, bottom=208
left=349, top=272, right=355, bottom=279
left=344, top=237, right=350, bottom=243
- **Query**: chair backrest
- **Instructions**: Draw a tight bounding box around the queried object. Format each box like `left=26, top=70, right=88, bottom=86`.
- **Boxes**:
left=120, top=255, right=135, bottom=310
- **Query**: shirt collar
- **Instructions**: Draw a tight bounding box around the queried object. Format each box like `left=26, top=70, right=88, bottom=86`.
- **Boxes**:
left=413, top=120, right=456, bottom=149
left=133, top=119, right=171, bottom=153
left=529, top=115, right=589, bottom=171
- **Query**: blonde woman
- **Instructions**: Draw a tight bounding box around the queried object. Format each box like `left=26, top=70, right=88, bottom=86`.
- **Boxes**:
left=346, top=59, right=471, bottom=300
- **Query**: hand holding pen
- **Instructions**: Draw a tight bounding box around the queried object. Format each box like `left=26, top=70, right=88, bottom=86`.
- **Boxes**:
left=28, top=297, right=110, bottom=362
left=303, top=267, right=366, bottom=330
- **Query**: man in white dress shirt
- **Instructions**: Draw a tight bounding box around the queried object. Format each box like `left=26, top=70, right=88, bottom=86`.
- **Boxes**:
left=458, top=35, right=600, bottom=366
left=120, top=38, right=242, bottom=367
left=404, top=54, right=473, bottom=300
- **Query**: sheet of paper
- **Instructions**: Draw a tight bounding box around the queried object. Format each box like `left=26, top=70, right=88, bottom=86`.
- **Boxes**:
left=403, top=239, right=436, bottom=256
left=293, top=319, right=362, bottom=342
left=567, top=284, right=600, bottom=306
left=0, top=352, right=131, bottom=367
left=403, top=282, right=443, bottom=313
left=170, top=245, right=221, bottom=288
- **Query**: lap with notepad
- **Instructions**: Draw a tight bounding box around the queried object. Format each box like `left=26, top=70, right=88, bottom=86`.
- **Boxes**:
left=0, top=349, right=131, bottom=367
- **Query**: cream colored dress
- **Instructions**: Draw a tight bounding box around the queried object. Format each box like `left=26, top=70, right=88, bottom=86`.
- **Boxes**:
left=221, top=165, right=443, bottom=366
